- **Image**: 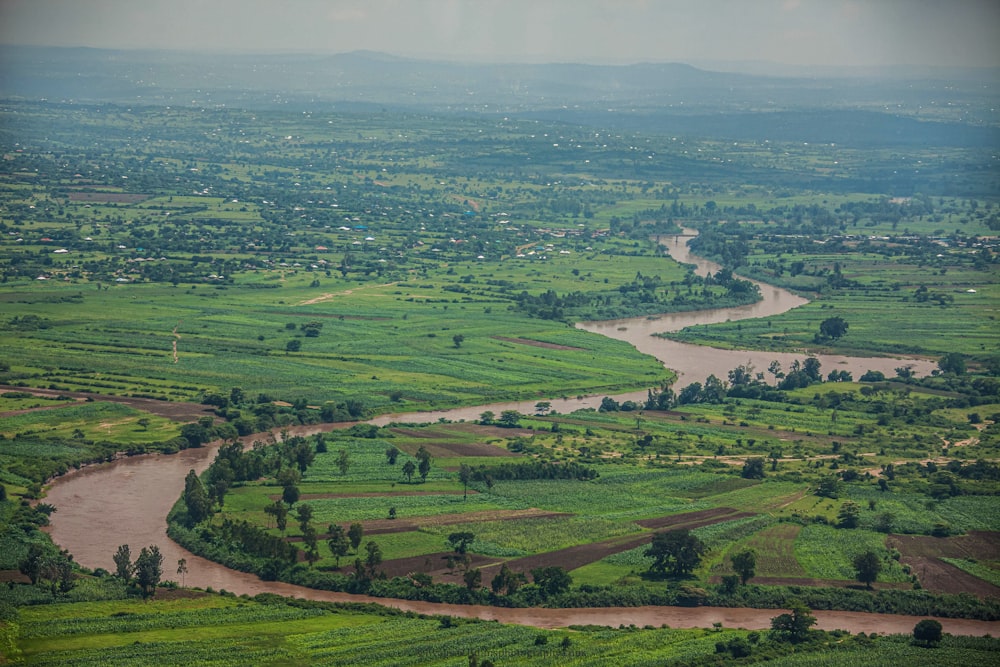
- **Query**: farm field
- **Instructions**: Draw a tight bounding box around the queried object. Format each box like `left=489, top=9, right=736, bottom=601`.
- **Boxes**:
left=1, top=47, right=998, bottom=666
left=13, top=591, right=1000, bottom=666
left=162, top=400, right=999, bottom=611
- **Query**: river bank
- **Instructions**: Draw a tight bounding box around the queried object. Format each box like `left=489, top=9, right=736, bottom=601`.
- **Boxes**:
left=43, top=232, right=963, bottom=633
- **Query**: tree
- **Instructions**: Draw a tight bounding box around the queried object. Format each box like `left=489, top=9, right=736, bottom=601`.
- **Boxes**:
left=183, top=469, right=212, bottom=525
left=265, top=500, right=289, bottom=533
left=741, top=457, right=765, bottom=480
left=912, top=619, right=943, bottom=647
left=459, top=464, right=472, bottom=500
left=230, top=386, right=245, bottom=406
left=815, top=475, right=839, bottom=499
left=19, top=544, right=45, bottom=585
left=479, top=411, right=495, bottom=425
left=402, top=460, right=416, bottom=483
left=282, top=484, right=300, bottom=507
left=452, top=334, right=465, bottom=348
left=534, top=401, right=551, bottom=415
left=803, top=357, right=822, bottom=382
left=296, top=503, right=314, bottom=533
left=113, top=544, right=134, bottom=583
left=463, top=567, right=482, bottom=591
left=176, top=558, right=188, bottom=587
left=938, top=352, right=966, bottom=375
left=418, top=456, right=431, bottom=482
left=137, top=417, right=151, bottom=430
left=731, top=549, right=757, bottom=585
left=702, top=374, right=727, bottom=403
left=853, top=550, right=881, bottom=589
left=285, top=339, right=301, bottom=352
left=303, top=525, right=320, bottom=568
left=180, top=423, right=210, bottom=447
left=819, top=316, right=849, bottom=340
left=874, top=511, right=895, bottom=533
left=770, top=600, right=816, bottom=643
left=600, top=396, right=621, bottom=411
left=336, top=449, right=350, bottom=476
left=20, top=546, right=73, bottom=595
left=677, top=382, right=702, bottom=405
left=491, top=564, right=525, bottom=595
left=447, top=531, right=475, bottom=555
left=385, top=446, right=400, bottom=465
left=135, top=544, right=164, bottom=599
left=327, top=525, right=350, bottom=567
left=364, top=540, right=383, bottom=579
left=530, top=566, right=572, bottom=598
left=498, top=410, right=521, bottom=428
left=645, top=529, right=706, bottom=577
left=348, top=523, right=364, bottom=553
left=837, top=501, right=861, bottom=528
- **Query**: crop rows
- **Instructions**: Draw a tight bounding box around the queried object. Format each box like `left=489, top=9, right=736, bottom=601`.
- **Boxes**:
left=795, top=524, right=909, bottom=582
left=19, top=602, right=326, bottom=639
left=428, top=514, right=641, bottom=555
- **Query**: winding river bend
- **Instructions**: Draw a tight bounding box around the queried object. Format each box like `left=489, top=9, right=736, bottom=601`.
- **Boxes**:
left=44, top=234, right=984, bottom=635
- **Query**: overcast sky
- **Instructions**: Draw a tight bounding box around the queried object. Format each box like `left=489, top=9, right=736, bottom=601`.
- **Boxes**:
left=1, top=0, right=998, bottom=69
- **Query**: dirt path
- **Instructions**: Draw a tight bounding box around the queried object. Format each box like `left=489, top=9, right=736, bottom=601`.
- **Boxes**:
left=171, top=320, right=181, bottom=363
left=296, top=282, right=398, bottom=306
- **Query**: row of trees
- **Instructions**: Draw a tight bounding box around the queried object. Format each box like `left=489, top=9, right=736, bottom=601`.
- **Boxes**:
left=111, top=544, right=164, bottom=598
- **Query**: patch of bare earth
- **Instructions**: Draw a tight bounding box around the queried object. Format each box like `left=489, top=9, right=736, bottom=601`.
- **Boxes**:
left=0, top=385, right=214, bottom=422
left=0, top=570, right=30, bottom=584
left=348, top=552, right=502, bottom=583
left=67, top=191, right=150, bottom=204
left=888, top=531, right=1000, bottom=598
left=388, top=428, right=525, bottom=458
left=295, top=282, right=397, bottom=306
left=150, top=588, right=210, bottom=601
left=492, top=336, right=585, bottom=351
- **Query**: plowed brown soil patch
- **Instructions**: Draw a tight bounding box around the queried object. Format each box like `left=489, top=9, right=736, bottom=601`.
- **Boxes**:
left=0, top=385, right=214, bottom=422
left=888, top=531, right=1000, bottom=560
left=888, top=531, right=1000, bottom=598
left=296, top=509, right=572, bottom=539
left=898, top=557, right=999, bottom=597
left=0, top=570, right=30, bottom=584
left=67, top=191, right=150, bottom=203
left=389, top=428, right=524, bottom=458
left=493, top=336, right=585, bottom=351
left=348, top=551, right=502, bottom=582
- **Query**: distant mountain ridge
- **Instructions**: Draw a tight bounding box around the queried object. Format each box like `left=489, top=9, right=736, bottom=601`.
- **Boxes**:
left=1, top=45, right=995, bottom=118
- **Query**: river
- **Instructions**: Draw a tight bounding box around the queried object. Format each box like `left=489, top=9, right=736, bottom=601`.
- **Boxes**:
left=45, top=233, right=984, bottom=635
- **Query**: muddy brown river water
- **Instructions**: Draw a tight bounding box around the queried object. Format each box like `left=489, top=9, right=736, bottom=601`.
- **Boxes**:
left=47, top=233, right=989, bottom=635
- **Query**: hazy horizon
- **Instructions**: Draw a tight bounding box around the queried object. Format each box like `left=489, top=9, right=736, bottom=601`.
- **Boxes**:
left=1, top=0, right=998, bottom=70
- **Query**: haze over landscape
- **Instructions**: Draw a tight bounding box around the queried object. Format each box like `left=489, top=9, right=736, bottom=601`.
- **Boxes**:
left=1, top=1, right=999, bottom=666
left=2, top=0, right=999, bottom=71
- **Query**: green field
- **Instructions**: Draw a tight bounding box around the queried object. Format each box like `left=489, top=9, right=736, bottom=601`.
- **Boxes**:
left=1, top=65, right=999, bottom=665
left=9, top=591, right=999, bottom=666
